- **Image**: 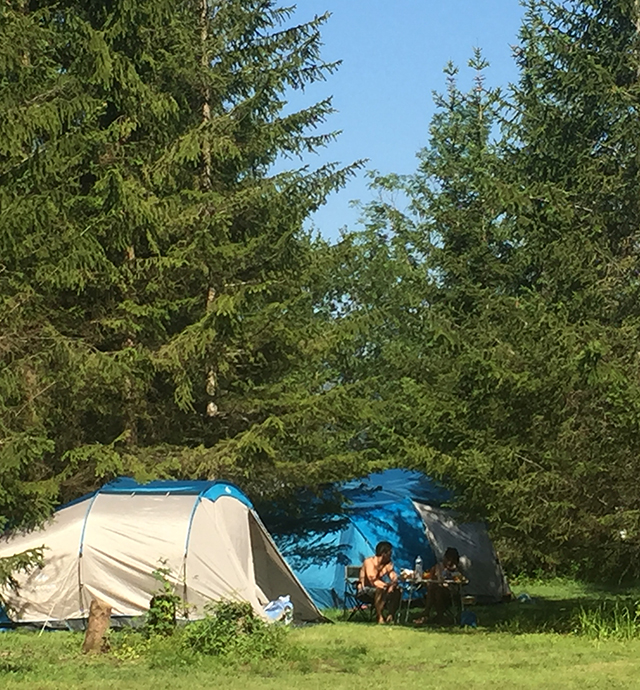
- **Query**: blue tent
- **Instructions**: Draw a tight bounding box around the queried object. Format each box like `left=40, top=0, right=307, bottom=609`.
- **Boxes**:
left=264, top=469, right=506, bottom=608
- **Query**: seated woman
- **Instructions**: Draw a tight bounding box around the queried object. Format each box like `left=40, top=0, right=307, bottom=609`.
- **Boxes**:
left=358, top=541, right=402, bottom=624
left=416, top=547, right=462, bottom=625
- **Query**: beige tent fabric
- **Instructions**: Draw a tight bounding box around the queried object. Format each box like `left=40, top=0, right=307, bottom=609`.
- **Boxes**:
left=80, top=494, right=195, bottom=616
left=184, top=496, right=266, bottom=615
left=0, top=500, right=89, bottom=622
left=0, top=490, right=320, bottom=625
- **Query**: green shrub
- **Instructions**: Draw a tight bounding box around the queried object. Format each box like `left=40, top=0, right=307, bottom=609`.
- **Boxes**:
left=181, top=600, right=288, bottom=662
left=146, top=593, right=178, bottom=638
left=110, top=598, right=293, bottom=670
left=0, top=657, right=32, bottom=675
left=109, top=630, right=150, bottom=661
left=144, top=565, right=181, bottom=638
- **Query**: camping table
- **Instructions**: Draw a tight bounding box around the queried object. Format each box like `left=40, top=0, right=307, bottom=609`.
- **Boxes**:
left=399, top=577, right=426, bottom=623
left=399, top=577, right=468, bottom=624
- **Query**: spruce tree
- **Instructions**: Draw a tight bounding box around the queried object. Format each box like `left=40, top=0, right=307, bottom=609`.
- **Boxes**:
left=0, top=0, right=357, bottom=529
left=320, top=54, right=516, bottom=514
left=495, top=0, right=640, bottom=574
left=332, top=2, right=640, bottom=577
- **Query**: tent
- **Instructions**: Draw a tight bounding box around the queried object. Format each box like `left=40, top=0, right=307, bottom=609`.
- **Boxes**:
left=263, top=469, right=508, bottom=608
left=0, top=477, right=320, bottom=628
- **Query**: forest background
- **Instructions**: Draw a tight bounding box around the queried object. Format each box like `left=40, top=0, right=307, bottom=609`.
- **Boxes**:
left=2, top=0, right=640, bottom=581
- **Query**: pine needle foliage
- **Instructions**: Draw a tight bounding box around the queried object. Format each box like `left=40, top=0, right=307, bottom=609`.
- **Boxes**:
left=0, top=547, right=43, bottom=611
left=0, top=0, right=359, bottom=531
left=329, top=1, right=640, bottom=579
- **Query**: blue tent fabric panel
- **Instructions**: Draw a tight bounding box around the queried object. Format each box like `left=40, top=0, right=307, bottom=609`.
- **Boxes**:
left=276, top=503, right=436, bottom=609
left=60, top=477, right=253, bottom=511
left=339, top=469, right=450, bottom=509
left=100, top=477, right=252, bottom=507
left=278, top=523, right=373, bottom=609
left=102, top=477, right=214, bottom=494
left=0, top=606, right=13, bottom=629
left=271, top=471, right=446, bottom=608
left=350, top=500, right=436, bottom=572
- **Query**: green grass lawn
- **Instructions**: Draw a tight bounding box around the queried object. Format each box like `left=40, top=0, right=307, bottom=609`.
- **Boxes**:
left=3, top=580, right=640, bottom=690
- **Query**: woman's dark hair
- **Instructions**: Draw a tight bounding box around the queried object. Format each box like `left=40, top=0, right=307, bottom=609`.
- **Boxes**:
left=443, top=547, right=459, bottom=566
left=376, top=541, right=393, bottom=557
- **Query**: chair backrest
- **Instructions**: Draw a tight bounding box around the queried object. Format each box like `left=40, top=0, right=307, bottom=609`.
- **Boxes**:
left=345, top=565, right=361, bottom=583
left=343, top=563, right=374, bottom=620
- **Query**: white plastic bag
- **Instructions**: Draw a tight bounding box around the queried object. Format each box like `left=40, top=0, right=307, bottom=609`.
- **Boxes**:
left=263, top=595, right=294, bottom=624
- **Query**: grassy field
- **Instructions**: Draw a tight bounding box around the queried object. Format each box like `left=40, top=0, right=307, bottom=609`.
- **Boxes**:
left=3, top=580, right=640, bottom=689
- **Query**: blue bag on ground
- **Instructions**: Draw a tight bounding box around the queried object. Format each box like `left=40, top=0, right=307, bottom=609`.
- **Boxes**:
left=263, top=595, right=294, bottom=624
left=460, top=610, right=477, bottom=628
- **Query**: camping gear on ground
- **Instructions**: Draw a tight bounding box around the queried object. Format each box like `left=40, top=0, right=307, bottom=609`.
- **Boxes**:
left=263, top=469, right=508, bottom=609
left=460, top=610, right=478, bottom=627
left=263, top=595, right=294, bottom=624
left=0, top=478, right=320, bottom=629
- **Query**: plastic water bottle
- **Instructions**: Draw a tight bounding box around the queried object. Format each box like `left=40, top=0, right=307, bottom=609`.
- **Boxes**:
left=414, top=555, right=423, bottom=581
left=282, top=597, right=294, bottom=625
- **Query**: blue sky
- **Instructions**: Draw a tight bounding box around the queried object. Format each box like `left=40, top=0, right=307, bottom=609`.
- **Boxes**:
left=284, top=1, right=525, bottom=240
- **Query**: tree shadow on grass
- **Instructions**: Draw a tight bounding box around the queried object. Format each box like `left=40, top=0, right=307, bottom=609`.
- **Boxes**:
left=465, top=599, right=582, bottom=634
left=399, top=594, right=640, bottom=636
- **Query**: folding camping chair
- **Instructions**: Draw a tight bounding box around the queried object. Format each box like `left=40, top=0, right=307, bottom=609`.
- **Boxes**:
left=342, top=565, right=374, bottom=621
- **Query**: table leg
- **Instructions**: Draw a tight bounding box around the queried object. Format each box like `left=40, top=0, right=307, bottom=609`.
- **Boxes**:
left=454, top=585, right=463, bottom=624
left=404, top=585, right=413, bottom=623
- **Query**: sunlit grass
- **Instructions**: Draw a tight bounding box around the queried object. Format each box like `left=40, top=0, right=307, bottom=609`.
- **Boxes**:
left=3, top=580, right=640, bottom=689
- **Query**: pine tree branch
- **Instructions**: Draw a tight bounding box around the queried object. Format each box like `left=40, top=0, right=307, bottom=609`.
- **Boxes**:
left=12, top=382, right=56, bottom=419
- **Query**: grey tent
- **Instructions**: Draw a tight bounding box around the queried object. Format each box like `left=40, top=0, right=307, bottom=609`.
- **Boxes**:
left=0, top=478, right=320, bottom=627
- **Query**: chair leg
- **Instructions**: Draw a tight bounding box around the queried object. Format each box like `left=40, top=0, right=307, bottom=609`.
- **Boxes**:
left=346, top=604, right=365, bottom=621
left=444, top=587, right=463, bottom=625
left=343, top=595, right=373, bottom=622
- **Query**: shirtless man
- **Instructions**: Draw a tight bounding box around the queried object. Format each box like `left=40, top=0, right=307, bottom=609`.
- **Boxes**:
left=359, top=541, right=401, bottom=624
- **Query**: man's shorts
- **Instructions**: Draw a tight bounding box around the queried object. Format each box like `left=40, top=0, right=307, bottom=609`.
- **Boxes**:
left=358, top=586, right=382, bottom=599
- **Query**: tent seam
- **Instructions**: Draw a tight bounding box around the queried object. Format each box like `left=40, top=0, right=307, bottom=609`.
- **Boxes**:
left=181, top=490, right=208, bottom=607
left=76, top=490, right=101, bottom=620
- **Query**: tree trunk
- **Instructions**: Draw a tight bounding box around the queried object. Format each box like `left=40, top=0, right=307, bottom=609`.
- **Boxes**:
left=200, top=0, right=212, bottom=189
left=82, top=598, right=112, bottom=654
left=636, top=0, right=640, bottom=79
